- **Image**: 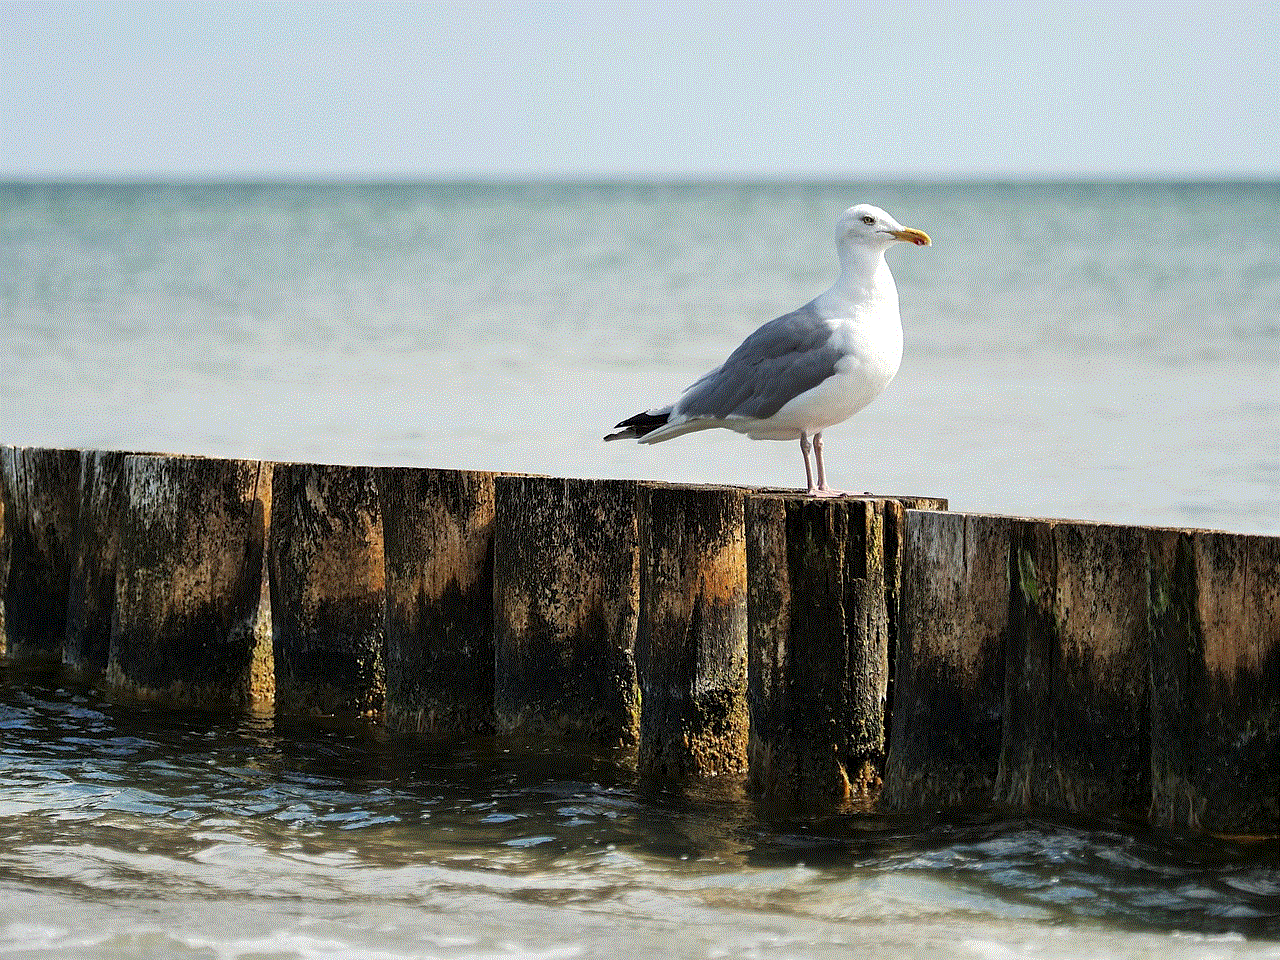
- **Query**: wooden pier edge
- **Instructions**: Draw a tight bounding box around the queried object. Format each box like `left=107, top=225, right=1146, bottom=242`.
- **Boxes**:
left=1, top=446, right=1277, bottom=835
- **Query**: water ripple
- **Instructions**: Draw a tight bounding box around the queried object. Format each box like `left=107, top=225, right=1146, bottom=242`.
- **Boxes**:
left=2, top=669, right=1278, bottom=959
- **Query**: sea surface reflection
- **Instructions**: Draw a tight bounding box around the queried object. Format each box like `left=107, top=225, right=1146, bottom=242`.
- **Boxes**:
left=2, top=667, right=1277, bottom=960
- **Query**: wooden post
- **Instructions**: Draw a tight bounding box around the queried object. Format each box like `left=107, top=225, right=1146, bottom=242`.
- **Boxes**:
left=636, top=483, right=749, bottom=780
left=65, top=449, right=131, bottom=678
left=0, top=448, right=7, bottom=659
left=881, top=496, right=950, bottom=692
left=745, top=494, right=892, bottom=804
left=994, top=518, right=1058, bottom=807
left=268, top=462, right=385, bottom=718
left=5, top=440, right=1278, bottom=833
left=1011, top=521, right=1150, bottom=814
left=0, top=450, right=6, bottom=660
left=493, top=475, right=640, bottom=747
left=1149, top=529, right=1280, bottom=835
left=891, top=513, right=1154, bottom=817
left=884, top=511, right=1011, bottom=809
left=377, top=467, right=496, bottom=734
left=109, top=454, right=272, bottom=706
left=0, top=446, right=81, bottom=665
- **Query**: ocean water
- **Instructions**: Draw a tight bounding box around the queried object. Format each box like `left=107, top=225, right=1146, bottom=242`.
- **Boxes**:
left=1, top=180, right=1277, bottom=532
left=2, top=670, right=1278, bottom=960
left=2, top=181, right=1280, bottom=960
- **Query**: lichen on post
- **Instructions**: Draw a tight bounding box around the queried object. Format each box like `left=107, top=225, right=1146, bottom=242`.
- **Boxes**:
left=269, top=462, right=385, bottom=719
left=109, top=454, right=272, bottom=707
left=745, top=494, right=894, bottom=805
left=377, top=466, right=496, bottom=734
left=492, top=475, right=640, bottom=747
left=884, top=510, right=1011, bottom=809
left=636, top=483, right=749, bottom=781
left=0, top=446, right=82, bottom=666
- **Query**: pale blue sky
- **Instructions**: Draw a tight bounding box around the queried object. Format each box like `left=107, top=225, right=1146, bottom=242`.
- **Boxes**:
left=3, top=0, right=1278, bottom=179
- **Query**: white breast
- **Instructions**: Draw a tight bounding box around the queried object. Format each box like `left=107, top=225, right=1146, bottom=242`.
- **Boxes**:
left=768, top=258, right=904, bottom=434
left=758, top=315, right=901, bottom=437
left=732, top=249, right=906, bottom=441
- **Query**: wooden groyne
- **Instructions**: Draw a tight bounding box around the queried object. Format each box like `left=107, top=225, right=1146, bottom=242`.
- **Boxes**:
left=1, top=445, right=1276, bottom=836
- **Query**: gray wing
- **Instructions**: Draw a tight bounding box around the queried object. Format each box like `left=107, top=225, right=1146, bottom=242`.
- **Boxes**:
left=675, top=304, right=842, bottom=421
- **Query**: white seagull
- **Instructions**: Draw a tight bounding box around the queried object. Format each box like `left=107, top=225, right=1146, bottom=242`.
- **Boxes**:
left=605, top=203, right=931, bottom=496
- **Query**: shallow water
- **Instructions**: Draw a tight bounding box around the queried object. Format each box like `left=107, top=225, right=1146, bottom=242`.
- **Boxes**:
left=2, top=669, right=1278, bottom=960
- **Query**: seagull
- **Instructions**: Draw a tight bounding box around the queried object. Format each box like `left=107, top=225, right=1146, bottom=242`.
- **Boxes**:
left=605, top=203, right=931, bottom=495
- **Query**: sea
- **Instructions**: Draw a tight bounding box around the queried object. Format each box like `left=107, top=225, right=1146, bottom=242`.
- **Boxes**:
left=1, top=180, right=1278, bottom=958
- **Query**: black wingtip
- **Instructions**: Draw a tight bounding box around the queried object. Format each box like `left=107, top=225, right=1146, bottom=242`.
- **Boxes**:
left=604, top=409, right=669, bottom=442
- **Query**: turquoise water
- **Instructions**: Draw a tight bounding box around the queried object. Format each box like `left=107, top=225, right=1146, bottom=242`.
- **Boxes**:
left=2, top=182, right=1279, bottom=959
left=2, top=180, right=1277, bottom=532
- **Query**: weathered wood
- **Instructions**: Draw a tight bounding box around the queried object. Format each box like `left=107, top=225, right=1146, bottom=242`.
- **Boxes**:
left=892, top=514, right=1155, bottom=816
left=0, top=446, right=81, bottom=665
left=745, top=494, right=893, bottom=804
left=636, top=483, right=749, bottom=779
left=0, top=448, right=7, bottom=658
left=377, top=467, right=496, bottom=734
left=269, top=462, right=385, bottom=718
left=0, top=453, right=4, bottom=660
left=884, top=511, right=1011, bottom=809
left=1149, top=529, right=1280, bottom=835
left=7, top=442, right=1280, bottom=831
left=881, top=497, right=949, bottom=684
left=65, top=450, right=131, bottom=678
left=995, top=518, right=1058, bottom=807
left=108, top=454, right=272, bottom=706
left=1042, top=522, right=1150, bottom=813
left=493, top=475, right=640, bottom=746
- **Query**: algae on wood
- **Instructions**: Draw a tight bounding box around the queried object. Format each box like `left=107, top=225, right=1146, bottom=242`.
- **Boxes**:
left=65, top=450, right=131, bottom=678
left=746, top=494, right=895, bottom=804
left=493, top=475, right=640, bottom=747
left=269, top=462, right=385, bottom=718
left=1038, top=521, right=1150, bottom=814
left=0, top=447, right=81, bottom=665
left=1149, top=529, right=1280, bottom=834
left=885, top=510, right=1011, bottom=809
left=109, top=455, right=272, bottom=707
left=636, top=483, right=749, bottom=780
left=379, top=467, right=496, bottom=734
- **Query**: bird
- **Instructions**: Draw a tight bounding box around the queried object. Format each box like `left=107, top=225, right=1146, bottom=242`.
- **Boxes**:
left=605, top=203, right=931, bottom=496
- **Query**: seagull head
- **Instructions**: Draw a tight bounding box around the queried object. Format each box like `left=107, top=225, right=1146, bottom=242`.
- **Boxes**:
left=836, top=204, right=932, bottom=252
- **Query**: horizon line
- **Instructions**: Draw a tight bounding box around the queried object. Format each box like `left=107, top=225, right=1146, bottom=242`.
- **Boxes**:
left=3, top=170, right=1279, bottom=187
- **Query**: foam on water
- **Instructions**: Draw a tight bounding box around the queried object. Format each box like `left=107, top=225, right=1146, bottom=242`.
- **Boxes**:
left=1, top=672, right=1278, bottom=959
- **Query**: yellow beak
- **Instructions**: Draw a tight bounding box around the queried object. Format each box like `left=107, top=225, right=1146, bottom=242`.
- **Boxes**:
left=890, top=227, right=932, bottom=246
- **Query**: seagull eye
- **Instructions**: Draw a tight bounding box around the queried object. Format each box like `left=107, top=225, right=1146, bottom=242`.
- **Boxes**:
left=861, top=215, right=875, bottom=225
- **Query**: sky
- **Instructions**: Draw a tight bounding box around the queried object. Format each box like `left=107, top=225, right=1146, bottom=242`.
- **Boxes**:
left=2, top=0, right=1279, bottom=180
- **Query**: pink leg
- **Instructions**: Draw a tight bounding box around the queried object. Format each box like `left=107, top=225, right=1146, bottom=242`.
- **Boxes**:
left=811, top=433, right=844, bottom=497
left=800, top=432, right=816, bottom=493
